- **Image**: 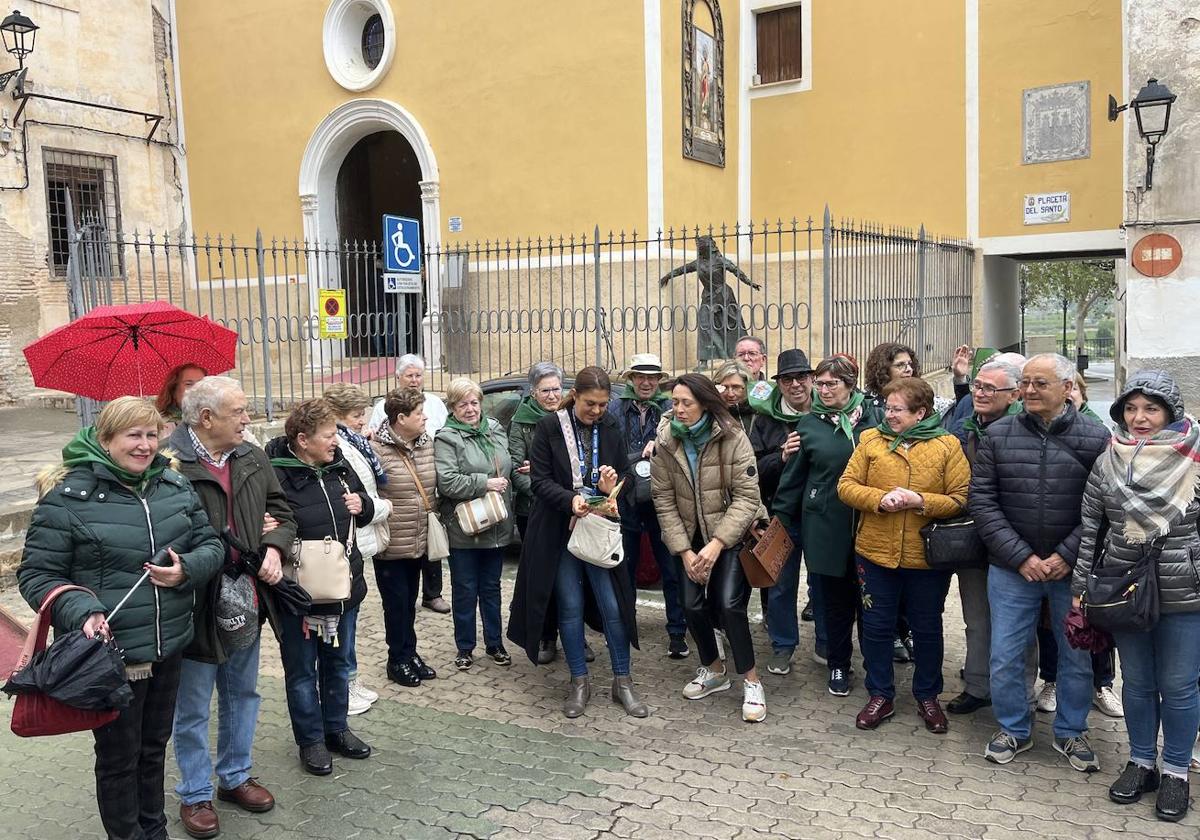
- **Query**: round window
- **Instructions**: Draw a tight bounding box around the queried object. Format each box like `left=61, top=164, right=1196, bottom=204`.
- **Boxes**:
left=323, top=0, right=395, bottom=92
left=361, top=14, right=384, bottom=70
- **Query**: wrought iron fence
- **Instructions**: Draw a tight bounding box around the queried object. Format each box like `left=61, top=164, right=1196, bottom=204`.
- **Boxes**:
left=65, top=208, right=974, bottom=421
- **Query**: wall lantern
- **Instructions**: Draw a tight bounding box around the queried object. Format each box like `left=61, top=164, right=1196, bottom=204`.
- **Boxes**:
left=0, top=9, right=35, bottom=92
left=1109, top=78, right=1177, bottom=190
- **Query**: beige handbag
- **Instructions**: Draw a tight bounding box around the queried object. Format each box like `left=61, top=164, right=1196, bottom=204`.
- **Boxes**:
left=400, top=453, right=450, bottom=561
left=567, top=512, right=624, bottom=568
left=454, top=491, right=508, bottom=536
left=284, top=477, right=355, bottom=603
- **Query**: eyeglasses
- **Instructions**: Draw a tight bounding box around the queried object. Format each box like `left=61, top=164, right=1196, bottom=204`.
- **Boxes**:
left=813, top=380, right=843, bottom=391
left=535, top=387, right=562, bottom=396
left=883, top=404, right=912, bottom=415
left=778, top=374, right=811, bottom=385
left=1019, top=378, right=1067, bottom=392
left=970, top=381, right=1017, bottom=396
left=891, top=360, right=914, bottom=370
left=736, top=350, right=763, bottom=360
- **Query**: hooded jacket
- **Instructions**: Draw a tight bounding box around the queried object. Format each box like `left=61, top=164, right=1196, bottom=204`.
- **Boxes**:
left=19, top=450, right=224, bottom=665
left=1072, top=370, right=1200, bottom=612
left=166, top=425, right=297, bottom=664
left=969, top=404, right=1110, bottom=572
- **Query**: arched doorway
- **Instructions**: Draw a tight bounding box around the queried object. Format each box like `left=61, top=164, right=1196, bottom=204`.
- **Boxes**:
left=335, top=130, right=423, bottom=357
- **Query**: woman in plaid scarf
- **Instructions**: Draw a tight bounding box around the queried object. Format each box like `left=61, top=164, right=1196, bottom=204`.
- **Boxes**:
left=1072, top=369, right=1200, bottom=822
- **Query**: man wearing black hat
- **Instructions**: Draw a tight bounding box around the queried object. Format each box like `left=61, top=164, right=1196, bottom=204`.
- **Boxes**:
left=748, top=348, right=816, bottom=675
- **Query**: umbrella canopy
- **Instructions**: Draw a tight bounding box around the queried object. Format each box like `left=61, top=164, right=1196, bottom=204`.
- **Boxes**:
left=3, top=630, right=133, bottom=712
left=23, top=301, right=239, bottom=401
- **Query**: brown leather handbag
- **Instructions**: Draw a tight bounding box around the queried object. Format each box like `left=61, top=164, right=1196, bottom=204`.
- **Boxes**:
left=738, top=516, right=794, bottom=588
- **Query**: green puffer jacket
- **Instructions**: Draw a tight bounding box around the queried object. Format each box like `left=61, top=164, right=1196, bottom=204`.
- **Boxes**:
left=18, top=458, right=224, bottom=665
left=435, top=418, right=516, bottom=550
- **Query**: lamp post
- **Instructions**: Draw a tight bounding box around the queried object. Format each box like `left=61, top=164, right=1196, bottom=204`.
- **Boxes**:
left=0, top=9, right=36, bottom=92
left=1109, top=78, right=1177, bottom=190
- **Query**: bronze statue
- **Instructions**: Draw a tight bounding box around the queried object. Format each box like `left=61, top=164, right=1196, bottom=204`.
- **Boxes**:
left=659, top=235, right=760, bottom=361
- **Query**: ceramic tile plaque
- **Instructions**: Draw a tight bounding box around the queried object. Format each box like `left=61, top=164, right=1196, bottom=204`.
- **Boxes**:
left=1022, top=81, right=1090, bottom=164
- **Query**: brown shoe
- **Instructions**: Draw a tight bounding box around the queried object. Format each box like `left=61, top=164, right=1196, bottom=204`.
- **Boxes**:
left=216, top=778, right=275, bottom=813
left=180, top=801, right=219, bottom=839
left=855, top=695, right=895, bottom=730
left=917, top=698, right=949, bottom=734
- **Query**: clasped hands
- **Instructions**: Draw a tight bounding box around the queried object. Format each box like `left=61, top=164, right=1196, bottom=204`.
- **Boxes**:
left=1019, top=552, right=1070, bottom=583
left=878, top=487, right=923, bottom=513
left=681, top=537, right=724, bottom=584
left=571, top=466, right=619, bottom=518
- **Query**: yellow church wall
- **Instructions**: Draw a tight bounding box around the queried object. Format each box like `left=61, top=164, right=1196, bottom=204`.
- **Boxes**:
left=748, top=1, right=967, bottom=235
left=978, top=0, right=1123, bottom=238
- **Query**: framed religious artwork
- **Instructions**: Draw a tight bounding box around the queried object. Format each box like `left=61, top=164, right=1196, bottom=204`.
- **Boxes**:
left=682, top=0, right=725, bottom=167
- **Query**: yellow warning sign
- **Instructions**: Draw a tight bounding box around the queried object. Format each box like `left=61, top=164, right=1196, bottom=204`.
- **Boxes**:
left=318, top=289, right=348, bottom=339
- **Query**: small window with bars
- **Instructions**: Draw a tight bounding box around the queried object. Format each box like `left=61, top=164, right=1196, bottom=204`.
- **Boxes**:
left=755, top=5, right=804, bottom=85
left=43, top=149, right=124, bottom=278
left=361, top=13, right=385, bottom=70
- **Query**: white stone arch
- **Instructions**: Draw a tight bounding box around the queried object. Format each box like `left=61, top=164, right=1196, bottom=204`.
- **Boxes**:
left=298, top=98, right=443, bottom=367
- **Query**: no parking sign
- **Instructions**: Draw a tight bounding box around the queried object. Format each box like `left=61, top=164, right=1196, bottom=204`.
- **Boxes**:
left=318, top=289, right=348, bottom=339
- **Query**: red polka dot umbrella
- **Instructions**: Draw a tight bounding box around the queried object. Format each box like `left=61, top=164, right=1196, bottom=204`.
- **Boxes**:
left=22, top=301, right=239, bottom=400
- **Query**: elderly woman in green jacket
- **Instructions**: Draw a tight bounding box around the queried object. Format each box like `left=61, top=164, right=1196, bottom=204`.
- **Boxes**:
left=773, top=354, right=883, bottom=698
left=436, top=377, right=517, bottom=672
left=19, top=396, right=223, bottom=840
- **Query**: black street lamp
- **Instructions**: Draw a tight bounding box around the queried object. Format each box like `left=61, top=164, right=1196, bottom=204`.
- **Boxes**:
left=1109, top=78, right=1177, bottom=190
left=1, top=9, right=36, bottom=68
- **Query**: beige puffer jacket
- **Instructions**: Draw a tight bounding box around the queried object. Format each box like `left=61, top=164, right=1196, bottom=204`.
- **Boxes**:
left=650, top=419, right=766, bottom=556
left=372, top=426, right=437, bottom=560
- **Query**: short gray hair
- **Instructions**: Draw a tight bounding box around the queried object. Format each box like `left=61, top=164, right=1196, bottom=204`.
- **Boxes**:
left=735, top=335, right=766, bottom=354
left=181, top=376, right=242, bottom=425
left=1025, top=353, right=1074, bottom=382
left=993, top=352, right=1027, bottom=368
left=395, top=354, right=426, bottom=376
left=978, top=360, right=1021, bottom=388
left=527, top=361, right=564, bottom=388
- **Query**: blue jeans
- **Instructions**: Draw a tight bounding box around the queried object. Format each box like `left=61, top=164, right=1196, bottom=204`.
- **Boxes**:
left=1114, top=610, right=1200, bottom=775
left=556, top=548, right=632, bottom=678
left=277, top=608, right=357, bottom=747
left=172, top=636, right=262, bottom=804
left=988, top=566, right=1092, bottom=740
left=622, top=502, right=687, bottom=636
left=448, top=548, right=504, bottom=653
left=767, top=529, right=804, bottom=654
left=857, top=557, right=951, bottom=701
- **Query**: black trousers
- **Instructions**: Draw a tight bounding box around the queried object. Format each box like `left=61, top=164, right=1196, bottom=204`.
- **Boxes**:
left=374, top=558, right=422, bottom=665
left=518, top=513, right=558, bottom=644
left=681, top=547, right=755, bottom=675
left=421, top=557, right=443, bottom=601
left=92, top=652, right=183, bottom=840
left=816, top=570, right=861, bottom=672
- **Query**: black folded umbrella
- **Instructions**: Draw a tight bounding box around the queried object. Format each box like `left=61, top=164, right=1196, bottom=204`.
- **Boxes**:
left=222, top=528, right=311, bottom=615
left=3, top=631, right=133, bottom=712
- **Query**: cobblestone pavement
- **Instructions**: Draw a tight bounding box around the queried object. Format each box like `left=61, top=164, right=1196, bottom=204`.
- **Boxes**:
left=1, top=565, right=1195, bottom=840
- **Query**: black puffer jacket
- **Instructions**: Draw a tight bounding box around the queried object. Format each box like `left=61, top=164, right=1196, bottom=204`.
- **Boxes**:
left=265, top=437, right=374, bottom=616
left=969, top=404, right=1110, bottom=571
left=1072, top=370, right=1200, bottom=612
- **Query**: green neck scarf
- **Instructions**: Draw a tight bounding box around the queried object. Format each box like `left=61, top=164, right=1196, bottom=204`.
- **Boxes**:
left=749, top=382, right=810, bottom=422
left=511, top=395, right=550, bottom=427
left=669, top=412, right=712, bottom=443
left=962, top=400, right=1022, bottom=438
left=811, top=389, right=866, bottom=443
left=269, top=452, right=338, bottom=479
left=877, top=412, right=952, bottom=452
left=62, top=425, right=166, bottom=492
left=621, top=383, right=669, bottom=405
left=444, top=414, right=496, bottom=460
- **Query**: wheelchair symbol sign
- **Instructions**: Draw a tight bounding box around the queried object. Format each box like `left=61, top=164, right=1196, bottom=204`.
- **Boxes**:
left=382, top=215, right=421, bottom=273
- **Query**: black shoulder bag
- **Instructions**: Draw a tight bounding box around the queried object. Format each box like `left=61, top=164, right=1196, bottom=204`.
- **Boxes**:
left=1081, top=514, right=1163, bottom=633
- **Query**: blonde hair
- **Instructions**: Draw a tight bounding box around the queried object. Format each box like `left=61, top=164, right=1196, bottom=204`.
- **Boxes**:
left=322, top=382, right=372, bottom=417
left=712, top=360, right=752, bottom=386
left=444, top=377, right=482, bottom=411
left=1073, top=372, right=1089, bottom=402
left=96, top=396, right=164, bottom=443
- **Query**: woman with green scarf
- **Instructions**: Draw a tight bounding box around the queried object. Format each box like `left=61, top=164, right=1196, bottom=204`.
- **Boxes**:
left=650, top=374, right=768, bottom=722
left=19, top=396, right=222, bottom=839
left=435, top=377, right=516, bottom=672
left=508, top=362, right=565, bottom=663
left=772, top=354, right=883, bottom=697
left=837, top=377, right=971, bottom=735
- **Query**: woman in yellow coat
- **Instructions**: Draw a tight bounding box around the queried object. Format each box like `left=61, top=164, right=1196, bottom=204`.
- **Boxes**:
left=837, top=377, right=970, bottom=735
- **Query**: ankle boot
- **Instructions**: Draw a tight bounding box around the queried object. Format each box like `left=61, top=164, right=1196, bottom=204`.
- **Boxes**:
left=563, top=676, right=590, bottom=718
left=611, top=675, right=650, bottom=718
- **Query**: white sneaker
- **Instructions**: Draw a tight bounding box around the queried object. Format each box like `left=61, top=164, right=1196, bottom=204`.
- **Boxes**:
left=347, top=680, right=376, bottom=715
left=682, top=666, right=732, bottom=700
left=1035, top=681, right=1057, bottom=714
left=1093, top=686, right=1124, bottom=718
left=742, top=680, right=766, bottom=723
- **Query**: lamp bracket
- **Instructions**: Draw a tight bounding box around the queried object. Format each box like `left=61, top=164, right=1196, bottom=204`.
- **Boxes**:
left=1108, top=94, right=1129, bottom=122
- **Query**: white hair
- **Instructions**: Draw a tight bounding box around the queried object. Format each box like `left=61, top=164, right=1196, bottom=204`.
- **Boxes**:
left=993, top=352, right=1027, bottom=368
left=978, top=360, right=1022, bottom=388
left=395, top=354, right=426, bottom=376
left=181, top=376, right=242, bottom=425
left=527, top=361, right=563, bottom=387
left=1025, top=353, right=1074, bottom=382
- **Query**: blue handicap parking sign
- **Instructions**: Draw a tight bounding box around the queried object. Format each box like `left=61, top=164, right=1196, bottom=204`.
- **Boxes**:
left=382, top=215, right=421, bottom=273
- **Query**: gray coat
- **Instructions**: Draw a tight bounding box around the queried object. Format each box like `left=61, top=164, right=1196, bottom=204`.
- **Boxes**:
left=1072, top=368, right=1200, bottom=612
left=434, top=418, right=516, bottom=550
